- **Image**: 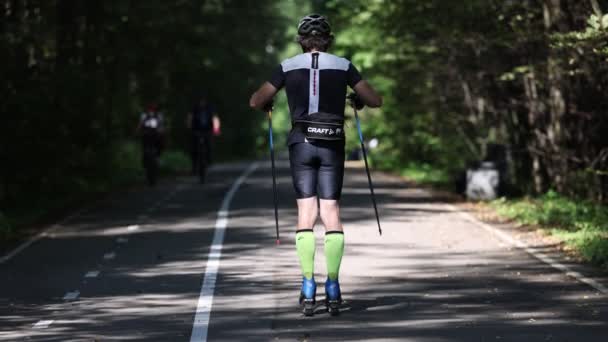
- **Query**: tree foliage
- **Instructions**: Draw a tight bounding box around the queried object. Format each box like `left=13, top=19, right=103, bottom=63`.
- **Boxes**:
left=3, top=0, right=608, bottom=214
left=324, top=0, right=608, bottom=201
left=1, top=0, right=288, bottom=208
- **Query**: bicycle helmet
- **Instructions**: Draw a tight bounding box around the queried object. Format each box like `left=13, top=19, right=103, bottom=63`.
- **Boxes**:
left=297, top=14, right=331, bottom=36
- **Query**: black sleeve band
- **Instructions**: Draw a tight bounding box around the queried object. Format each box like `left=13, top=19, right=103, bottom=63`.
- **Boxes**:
left=347, top=63, right=363, bottom=88
left=269, top=64, right=285, bottom=89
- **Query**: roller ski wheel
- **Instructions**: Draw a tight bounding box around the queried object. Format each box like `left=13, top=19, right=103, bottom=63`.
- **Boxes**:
left=325, top=279, right=342, bottom=316
left=298, top=277, right=316, bottom=317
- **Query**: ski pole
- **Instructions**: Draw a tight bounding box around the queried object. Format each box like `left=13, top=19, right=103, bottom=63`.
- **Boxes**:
left=267, top=108, right=281, bottom=245
left=352, top=102, right=382, bottom=236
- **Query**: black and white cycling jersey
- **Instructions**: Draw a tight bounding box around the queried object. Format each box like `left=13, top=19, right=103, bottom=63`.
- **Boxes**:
left=269, top=52, right=362, bottom=145
left=140, top=112, right=164, bottom=131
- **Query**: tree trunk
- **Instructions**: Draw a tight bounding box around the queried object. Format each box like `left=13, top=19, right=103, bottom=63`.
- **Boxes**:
left=523, top=68, right=546, bottom=194
left=542, top=0, right=569, bottom=193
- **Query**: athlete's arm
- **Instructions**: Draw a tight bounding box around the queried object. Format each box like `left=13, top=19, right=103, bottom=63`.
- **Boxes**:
left=353, top=80, right=383, bottom=108
left=249, top=82, right=279, bottom=110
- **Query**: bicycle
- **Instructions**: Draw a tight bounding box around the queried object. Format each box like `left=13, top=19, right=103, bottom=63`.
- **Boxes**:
left=194, top=132, right=209, bottom=184
left=142, top=134, right=160, bottom=186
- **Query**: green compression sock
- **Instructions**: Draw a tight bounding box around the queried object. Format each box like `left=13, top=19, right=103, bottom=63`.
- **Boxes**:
left=295, top=229, right=315, bottom=279
left=324, top=231, right=345, bottom=281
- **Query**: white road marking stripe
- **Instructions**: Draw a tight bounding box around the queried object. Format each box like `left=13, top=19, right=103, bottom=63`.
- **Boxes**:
left=85, top=271, right=100, bottom=278
left=127, top=225, right=139, bottom=231
left=0, top=234, right=47, bottom=265
left=0, top=181, right=185, bottom=264
left=190, top=162, right=260, bottom=342
left=448, top=205, right=608, bottom=295
left=103, top=252, right=116, bottom=260
left=32, top=320, right=54, bottom=329
left=63, top=291, right=80, bottom=300
left=0, top=208, right=87, bottom=264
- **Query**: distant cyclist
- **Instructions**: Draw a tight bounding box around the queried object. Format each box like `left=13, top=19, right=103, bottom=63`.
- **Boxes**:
left=250, top=14, right=382, bottom=316
left=187, top=94, right=219, bottom=175
left=137, top=104, right=165, bottom=185
left=137, top=104, right=165, bottom=154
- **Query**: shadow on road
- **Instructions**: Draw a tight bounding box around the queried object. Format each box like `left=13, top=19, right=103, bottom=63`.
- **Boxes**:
left=1, top=163, right=607, bottom=341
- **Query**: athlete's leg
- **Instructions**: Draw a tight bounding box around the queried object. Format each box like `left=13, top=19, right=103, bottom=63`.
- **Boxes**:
left=324, top=230, right=344, bottom=280
left=319, top=199, right=342, bottom=232
left=290, top=143, right=321, bottom=314
left=317, top=141, right=345, bottom=231
left=295, top=198, right=318, bottom=284
left=316, top=141, right=346, bottom=312
left=289, top=142, right=320, bottom=229
left=297, top=196, right=318, bottom=229
left=320, top=200, right=344, bottom=281
left=297, top=225, right=317, bottom=316
left=321, top=200, right=345, bottom=314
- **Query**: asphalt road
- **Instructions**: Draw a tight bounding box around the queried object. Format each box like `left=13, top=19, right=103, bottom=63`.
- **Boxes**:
left=1, top=160, right=607, bottom=341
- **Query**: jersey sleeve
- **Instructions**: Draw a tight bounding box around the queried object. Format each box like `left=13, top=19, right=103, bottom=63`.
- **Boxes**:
left=346, top=63, right=363, bottom=88
left=269, top=64, right=285, bottom=89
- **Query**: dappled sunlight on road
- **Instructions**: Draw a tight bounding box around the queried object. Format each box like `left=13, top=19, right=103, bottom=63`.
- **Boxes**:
left=1, top=162, right=607, bottom=341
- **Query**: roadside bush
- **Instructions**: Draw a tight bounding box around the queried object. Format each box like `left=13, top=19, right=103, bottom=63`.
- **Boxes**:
left=160, top=150, right=191, bottom=175
left=110, top=141, right=143, bottom=185
left=492, top=192, right=608, bottom=266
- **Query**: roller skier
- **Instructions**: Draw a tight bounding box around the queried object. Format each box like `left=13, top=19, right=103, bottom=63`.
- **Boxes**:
left=250, top=14, right=383, bottom=316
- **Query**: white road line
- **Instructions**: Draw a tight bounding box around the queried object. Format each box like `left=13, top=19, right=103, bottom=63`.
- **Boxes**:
left=32, top=320, right=54, bottom=329
left=190, top=162, right=260, bottom=342
left=0, top=234, right=48, bottom=265
left=0, top=181, right=183, bottom=264
left=85, top=271, right=100, bottom=278
left=0, top=208, right=87, bottom=264
left=448, top=204, right=608, bottom=295
left=103, top=252, right=116, bottom=260
left=63, top=291, right=80, bottom=300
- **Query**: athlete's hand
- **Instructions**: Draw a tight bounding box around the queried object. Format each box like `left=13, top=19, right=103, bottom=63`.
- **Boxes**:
left=347, top=93, right=364, bottom=110
left=263, top=100, right=274, bottom=112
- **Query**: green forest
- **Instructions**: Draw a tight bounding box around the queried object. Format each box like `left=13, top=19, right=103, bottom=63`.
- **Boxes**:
left=1, top=1, right=607, bottom=261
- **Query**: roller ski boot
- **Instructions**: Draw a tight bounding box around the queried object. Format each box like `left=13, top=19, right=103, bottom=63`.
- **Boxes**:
left=325, top=278, right=342, bottom=316
left=298, top=277, right=316, bottom=316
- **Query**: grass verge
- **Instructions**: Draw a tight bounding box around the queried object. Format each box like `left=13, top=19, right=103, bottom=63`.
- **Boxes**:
left=399, top=162, right=451, bottom=189
left=491, top=191, right=608, bottom=266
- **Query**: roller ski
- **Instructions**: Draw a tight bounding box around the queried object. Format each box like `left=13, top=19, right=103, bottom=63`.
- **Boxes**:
left=299, top=277, right=317, bottom=316
left=325, top=278, right=342, bottom=316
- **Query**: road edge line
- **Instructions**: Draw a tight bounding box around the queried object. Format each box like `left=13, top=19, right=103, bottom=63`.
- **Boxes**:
left=0, top=208, right=86, bottom=264
left=447, top=204, right=608, bottom=295
left=189, top=162, right=260, bottom=342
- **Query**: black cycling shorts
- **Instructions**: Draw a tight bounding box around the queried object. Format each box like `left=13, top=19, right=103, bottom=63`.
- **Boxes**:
left=289, top=141, right=345, bottom=200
